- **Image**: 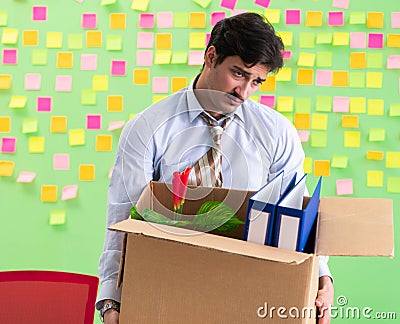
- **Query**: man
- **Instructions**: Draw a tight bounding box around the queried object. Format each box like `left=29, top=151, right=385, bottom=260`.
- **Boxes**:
left=97, top=12, right=334, bottom=323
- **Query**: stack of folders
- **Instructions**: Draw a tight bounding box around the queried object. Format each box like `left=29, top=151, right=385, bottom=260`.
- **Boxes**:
left=244, top=171, right=322, bottom=253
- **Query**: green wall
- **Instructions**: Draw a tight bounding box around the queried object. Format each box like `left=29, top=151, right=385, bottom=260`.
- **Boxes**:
left=1, top=0, right=399, bottom=322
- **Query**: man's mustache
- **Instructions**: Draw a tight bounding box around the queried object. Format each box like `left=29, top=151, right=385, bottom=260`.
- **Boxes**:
left=226, top=92, right=244, bottom=103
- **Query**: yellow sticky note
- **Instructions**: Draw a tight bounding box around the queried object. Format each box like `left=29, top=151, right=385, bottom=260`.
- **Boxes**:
left=0, top=74, right=12, bottom=89
left=386, top=152, right=400, bottom=168
left=311, top=114, right=328, bottom=130
left=154, top=50, right=171, bottom=64
left=0, top=160, right=14, bottom=176
left=130, top=0, right=149, bottom=11
left=387, top=34, right=400, bottom=48
left=92, top=75, right=108, bottom=91
left=367, top=171, right=383, bottom=187
left=9, top=96, right=27, bottom=108
left=69, top=129, right=85, bottom=146
left=49, top=210, right=66, bottom=225
left=259, top=75, right=276, bottom=92
left=368, top=99, right=384, bottom=115
left=153, top=95, right=168, bottom=103
left=110, top=13, right=126, bottom=30
left=96, top=135, right=112, bottom=151
left=367, top=151, right=384, bottom=160
left=350, top=97, right=366, bottom=114
left=133, top=69, right=150, bottom=85
left=303, top=157, right=312, bottom=174
left=341, top=115, right=359, bottom=128
left=189, top=12, right=206, bottom=28
left=350, top=52, right=366, bottom=69
left=294, top=113, right=310, bottom=129
left=29, top=136, right=45, bottom=153
left=79, top=164, right=95, bottom=181
left=344, top=131, right=360, bottom=148
left=107, top=95, right=123, bottom=112
left=46, top=32, right=62, bottom=48
left=171, top=77, right=187, bottom=92
left=156, top=33, right=172, bottom=49
left=41, top=185, right=58, bottom=202
left=297, top=69, right=313, bottom=85
left=275, top=68, right=292, bottom=81
left=86, top=31, right=102, bottom=48
left=0, top=117, right=10, bottom=132
left=264, top=9, right=280, bottom=24
left=305, top=11, right=322, bottom=27
left=56, top=52, right=73, bottom=68
left=189, top=33, right=206, bottom=49
left=366, top=72, right=382, bottom=88
left=278, top=31, right=292, bottom=46
left=367, top=12, right=384, bottom=28
left=332, top=71, right=348, bottom=87
left=297, top=53, right=315, bottom=67
left=314, top=160, right=330, bottom=177
left=277, top=97, right=294, bottom=112
left=23, top=30, right=39, bottom=46
left=50, top=116, right=67, bottom=133
left=1, top=28, right=18, bottom=44
left=332, top=32, right=349, bottom=46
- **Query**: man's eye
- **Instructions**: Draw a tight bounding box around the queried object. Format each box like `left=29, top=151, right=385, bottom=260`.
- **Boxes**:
left=253, top=80, right=262, bottom=86
left=233, top=71, right=243, bottom=77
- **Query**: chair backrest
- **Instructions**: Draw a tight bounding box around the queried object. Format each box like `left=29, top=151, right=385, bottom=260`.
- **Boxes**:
left=0, top=270, right=99, bottom=324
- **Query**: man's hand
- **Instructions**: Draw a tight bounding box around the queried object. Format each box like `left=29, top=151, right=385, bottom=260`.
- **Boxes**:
left=315, top=275, right=334, bottom=324
left=104, top=308, right=119, bottom=324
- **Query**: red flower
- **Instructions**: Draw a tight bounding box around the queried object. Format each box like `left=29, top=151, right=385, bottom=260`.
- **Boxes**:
left=172, top=166, right=191, bottom=213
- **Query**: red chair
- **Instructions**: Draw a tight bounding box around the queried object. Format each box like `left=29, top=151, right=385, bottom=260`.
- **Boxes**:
left=0, top=270, right=99, bottom=324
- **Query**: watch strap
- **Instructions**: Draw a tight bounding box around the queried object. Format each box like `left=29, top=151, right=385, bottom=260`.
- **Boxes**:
left=100, top=300, right=120, bottom=323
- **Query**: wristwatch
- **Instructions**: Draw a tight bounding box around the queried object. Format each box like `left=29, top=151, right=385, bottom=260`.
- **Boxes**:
left=100, top=300, right=120, bottom=323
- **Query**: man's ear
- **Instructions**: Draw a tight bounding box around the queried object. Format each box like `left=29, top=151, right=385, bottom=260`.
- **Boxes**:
left=204, top=46, right=217, bottom=68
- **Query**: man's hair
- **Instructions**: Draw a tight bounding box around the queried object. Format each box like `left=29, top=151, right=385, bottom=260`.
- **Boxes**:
left=206, top=12, right=284, bottom=73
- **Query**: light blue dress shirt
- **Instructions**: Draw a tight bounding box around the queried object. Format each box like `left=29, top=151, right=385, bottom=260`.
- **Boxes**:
left=96, top=80, right=332, bottom=309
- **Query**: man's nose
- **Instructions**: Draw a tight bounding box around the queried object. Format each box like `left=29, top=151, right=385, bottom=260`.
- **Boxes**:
left=234, top=81, right=251, bottom=99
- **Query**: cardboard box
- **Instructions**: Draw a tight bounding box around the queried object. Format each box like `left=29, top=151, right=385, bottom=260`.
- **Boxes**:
left=110, top=182, right=394, bottom=323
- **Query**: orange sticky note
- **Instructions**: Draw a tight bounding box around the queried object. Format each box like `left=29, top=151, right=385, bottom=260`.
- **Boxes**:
left=294, top=113, right=310, bottom=129
left=107, top=95, right=123, bottom=112
left=56, top=52, right=73, bottom=68
left=79, top=164, right=95, bottom=181
left=344, top=131, right=360, bottom=147
left=314, top=160, right=330, bottom=176
left=189, top=12, right=206, bottom=28
left=367, top=151, right=384, bottom=160
left=23, top=30, right=39, bottom=46
left=96, top=135, right=112, bottom=151
left=171, top=77, right=187, bottom=92
left=367, top=12, right=384, bottom=28
left=332, top=71, right=348, bottom=87
left=350, top=52, right=366, bottom=69
left=305, top=11, right=322, bottom=27
left=50, top=116, right=67, bottom=133
left=297, top=69, right=314, bottom=85
left=341, top=115, right=359, bottom=128
left=260, top=75, right=276, bottom=92
left=0, top=160, right=14, bottom=176
left=0, top=117, right=10, bottom=132
left=86, top=31, right=102, bottom=47
left=155, top=33, right=172, bottom=49
left=387, top=34, right=400, bottom=48
left=110, top=13, right=126, bottom=30
left=41, top=185, right=58, bottom=202
left=0, top=74, right=12, bottom=89
left=133, top=69, right=150, bottom=85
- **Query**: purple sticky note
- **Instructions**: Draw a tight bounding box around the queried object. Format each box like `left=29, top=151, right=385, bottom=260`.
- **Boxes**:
left=86, top=114, right=101, bottom=130
left=137, top=32, right=154, bottom=48
left=82, top=13, right=97, bottom=29
left=139, top=14, right=155, bottom=28
left=333, top=96, right=350, bottom=112
left=136, top=50, right=153, bottom=66
left=350, top=32, right=366, bottom=48
left=316, top=70, right=333, bottom=86
left=220, top=0, right=237, bottom=10
left=24, top=73, right=41, bottom=90
left=211, top=12, right=226, bottom=26
left=286, top=9, right=301, bottom=25
left=392, top=12, right=400, bottom=28
left=80, top=54, right=97, bottom=70
left=368, top=33, right=383, bottom=49
left=254, top=0, right=271, bottom=8
left=32, top=6, right=47, bottom=21
left=260, top=95, right=276, bottom=108
left=157, top=12, right=173, bottom=28
left=297, top=131, right=310, bottom=143
left=152, top=77, right=169, bottom=93
left=17, top=171, right=36, bottom=183
left=1, top=137, right=16, bottom=153
left=336, top=179, right=353, bottom=195
left=55, top=75, right=72, bottom=92
left=282, top=50, right=292, bottom=60
left=188, top=51, right=204, bottom=66
left=387, top=55, right=400, bottom=69
left=108, top=121, right=125, bottom=131
left=111, top=60, right=126, bottom=76
left=53, top=154, right=70, bottom=170
left=2, top=49, right=17, bottom=64
left=61, top=185, right=78, bottom=200
left=328, top=11, right=344, bottom=26
left=36, top=97, right=52, bottom=112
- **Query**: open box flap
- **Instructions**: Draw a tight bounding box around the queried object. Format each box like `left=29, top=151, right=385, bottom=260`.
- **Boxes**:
left=316, top=197, right=394, bottom=257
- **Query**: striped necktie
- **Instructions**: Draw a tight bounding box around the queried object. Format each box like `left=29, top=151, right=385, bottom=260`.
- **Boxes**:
left=188, top=113, right=232, bottom=187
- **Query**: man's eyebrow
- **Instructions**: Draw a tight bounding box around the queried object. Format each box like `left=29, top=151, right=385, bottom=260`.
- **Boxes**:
left=233, top=65, right=266, bottom=82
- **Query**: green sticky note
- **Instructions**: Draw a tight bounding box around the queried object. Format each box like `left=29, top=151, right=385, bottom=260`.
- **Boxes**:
left=315, top=96, right=332, bottom=112
left=349, top=12, right=366, bottom=24
left=295, top=98, right=311, bottom=113
left=49, top=210, right=66, bottom=225
left=106, top=35, right=122, bottom=51
left=316, top=32, right=332, bottom=44
left=349, top=72, right=365, bottom=88
left=68, top=34, right=83, bottom=50
left=367, top=53, right=382, bottom=68
left=101, top=0, right=117, bottom=4
left=193, top=0, right=212, bottom=8
left=331, top=155, right=348, bottom=168
left=174, top=13, right=189, bottom=28
left=316, top=52, right=332, bottom=67
left=22, top=118, right=38, bottom=134
left=310, top=131, right=327, bottom=147
left=389, top=103, right=400, bottom=116
left=81, top=89, right=97, bottom=105
left=387, top=177, right=400, bottom=193
left=369, top=128, right=385, bottom=141
left=299, top=33, right=315, bottom=48
left=154, top=50, right=171, bottom=64
left=171, top=51, right=188, bottom=64
left=0, top=11, right=8, bottom=26
left=32, top=49, right=47, bottom=65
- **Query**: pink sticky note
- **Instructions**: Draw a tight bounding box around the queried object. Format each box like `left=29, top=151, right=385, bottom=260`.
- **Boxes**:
left=108, top=167, right=114, bottom=179
left=1, top=137, right=16, bottom=153
left=139, top=14, right=155, bottom=28
left=206, top=33, right=211, bottom=46
left=86, top=114, right=101, bottom=130
left=350, top=32, right=366, bottom=48
left=137, top=32, right=154, bottom=48
left=136, top=50, right=153, bottom=66
left=82, top=13, right=97, bottom=29
left=24, top=73, right=41, bottom=90
left=298, top=131, right=310, bottom=143
left=111, top=60, right=126, bottom=76
left=2, top=49, right=17, bottom=64
left=157, top=12, right=173, bottom=28
left=188, top=51, right=204, bottom=66
left=260, top=95, right=276, bottom=108
left=211, top=12, right=226, bottom=26
left=55, top=75, right=72, bottom=92
left=220, top=0, right=237, bottom=10
left=32, top=6, right=47, bottom=21
left=316, top=70, right=333, bottom=86
left=152, top=77, right=169, bottom=93
left=387, top=55, right=400, bottom=69
left=37, top=97, right=52, bottom=112
left=333, top=96, right=349, bottom=112
left=17, top=171, right=36, bottom=183
left=328, top=11, right=344, bottom=26
left=368, top=33, right=383, bottom=49
left=108, top=121, right=125, bottom=131
left=231, top=9, right=247, bottom=16
left=286, top=9, right=301, bottom=25
left=254, top=0, right=271, bottom=8
left=61, top=185, right=78, bottom=200
left=336, top=179, right=353, bottom=195
left=392, top=12, right=400, bottom=28
left=53, top=154, right=70, bottom=170
left=332, top=0, right=349, bottom=9
left=282, top=50, right=292, bottom=60
left=80, top=54, right=97, bottom=70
